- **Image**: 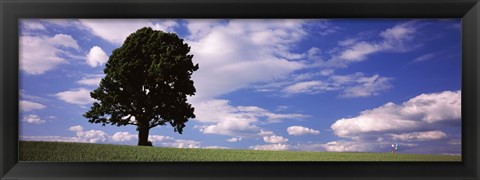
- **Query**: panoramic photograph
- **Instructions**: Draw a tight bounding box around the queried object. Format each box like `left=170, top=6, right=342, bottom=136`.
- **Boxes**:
left=19, top=19, right=461, bottom=161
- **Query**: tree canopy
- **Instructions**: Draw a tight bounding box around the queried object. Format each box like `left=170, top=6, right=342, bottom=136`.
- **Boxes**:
left=83, top=27, right=199, bottom=146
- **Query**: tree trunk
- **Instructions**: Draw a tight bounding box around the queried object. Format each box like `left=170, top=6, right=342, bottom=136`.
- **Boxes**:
left=138, top=125, right=151, bottom=146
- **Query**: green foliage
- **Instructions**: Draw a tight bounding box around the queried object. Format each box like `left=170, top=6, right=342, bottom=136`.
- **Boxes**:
left=83, top=27, right=198, bottom=146
left=20, top=141, right=461, bottom=162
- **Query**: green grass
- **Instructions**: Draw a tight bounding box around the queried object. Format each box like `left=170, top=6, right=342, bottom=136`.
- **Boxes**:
left=19, top=141, right=461, bottom=162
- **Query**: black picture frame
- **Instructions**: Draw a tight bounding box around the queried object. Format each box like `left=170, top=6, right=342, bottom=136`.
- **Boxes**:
left=1, top=0, right=479, bottom=179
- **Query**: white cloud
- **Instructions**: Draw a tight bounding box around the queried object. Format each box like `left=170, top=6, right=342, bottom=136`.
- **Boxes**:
left=86, top=46, right=109, bottom=67
left=41, top=19, right=85, bottom=28
left=263, top=135, right=288, bottom=143
left=22, top=20, right=46, bottom=31
left=20, top=100, right=46, bottom=111
left=112, top=132, right=175, bottom=143
left=331, top=90, right=461, bottom=138
left=199, top=119, right=260, bottom=138
left=20, top=136, right=84, bottom=143
left=323, top=141, right=370, bottom=152
left=317, top=21, right=418, bottom=68
left=185, top=19, right=222, bottom=40
left=22, top=114, right=46, bottom=124
left=160, top=139, right=202, bottom=149
left=50, top=34, right=80, bottom=50
left=77, top=74, right=104, bottom=86
left=194, top=99, right=307, bottom=137
left=412, top=53, right=436, bottom=63
left=68, top=125, right=84, bottom=132
left=287, top=126, right=320, bottom=136
left=112, top=131, right=137, bottom=142
left=79, top=130, right=109, bottom=143
left=282, top=81, right=331, bottom=94
left=448, top=139, right=461, bottom=145
left=339, top=74, right=392, bottom=98
left=79, top=19, right=178, bottom=45
left=157, top=19, right=325, bottom=140
left=400, top=90, right=461, bottom=123
left=204, top=146, right=230, bottom=149
left=281, top=72, right=392, bottom=97
left=310, top=20, right=341, bottom=36
left=68, top=125, right=108, bottom=143
left=20, top=34, right=80, bottom=75
left=149, top=135, right=174, bottom=142
left=380, top=22, right=415, bottom=45
left=226, top=137, right=242, bottom=142
left=55, top=88, right=95, bottom=105
left=258, top=130, right=275, bottom=136
left=390, top=130, right=446, bottom=141
left=24, top=125, right=207, bottom=148
left=250, top=144, right=289, bottom=151
left=339, top=42, right=381, bottom=61
left=186, top=19, right=308, bottom=101
left=275, top=106, right=290, bottom=112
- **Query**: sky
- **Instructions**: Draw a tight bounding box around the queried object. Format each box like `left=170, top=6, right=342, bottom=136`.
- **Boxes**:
left=19, top=19, right=461, bottom=155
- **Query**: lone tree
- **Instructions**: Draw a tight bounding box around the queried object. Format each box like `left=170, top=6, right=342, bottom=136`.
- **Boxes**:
left=84, top=27, right=199, bottom=146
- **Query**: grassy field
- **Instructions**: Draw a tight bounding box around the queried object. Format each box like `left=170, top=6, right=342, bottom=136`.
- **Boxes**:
left=19, top=141, right=461, bottom=162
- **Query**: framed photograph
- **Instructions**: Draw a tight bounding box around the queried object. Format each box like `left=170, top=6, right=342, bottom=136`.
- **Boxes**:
left=1, top=0, right=479, bottom=179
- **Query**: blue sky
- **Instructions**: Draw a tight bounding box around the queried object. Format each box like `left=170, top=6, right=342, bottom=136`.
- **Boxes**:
left=19, top=19, right=461, bottom=155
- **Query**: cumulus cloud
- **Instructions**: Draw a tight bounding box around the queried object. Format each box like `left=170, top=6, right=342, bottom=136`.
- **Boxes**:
left=331, top=90, right=460, bottom=138
left=322, top=141, right=370, bottom=152
left=55, top=88, right=96, bottom=105
left=90, top=130, right=192, bottom=148
left=149, top=135, right=175, bottom=142
left=226, top=137, right=242, bottom=142
left=263, top=135, right=289, bottom=143
left=186, top=19, right=308, bottom=101
left=316, top=90, right=462, bottom=154
left=20, top=100, right=46, bottom=111
left=194, top=99, right=307, bottom=137
left=20, top=34, right=80, bottom=75
left=68, top=125, right=84, bottom=132
left=79, top=19, right=178, bottom=45
left=258, top=130, right=275, bottom=136
left=161, top=139, right=202, bottom=149
left=86, top=46, right=108, bottom=67
left=50, top=34, right=80, bottom=50
left=185, top=19, right=223, bottom=40
left=111, top=131, right=137, bottom=142
left=22, top=114, right=46, bottom=124
left=250, top=143, right=290, bottom=151
left=390, top=130, right=447, bottom=141
left=68, top=125, right=108, bottom=143
left=22, top=124, right=210, bottom=149
left=287, top=126, right=320, bottom=136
